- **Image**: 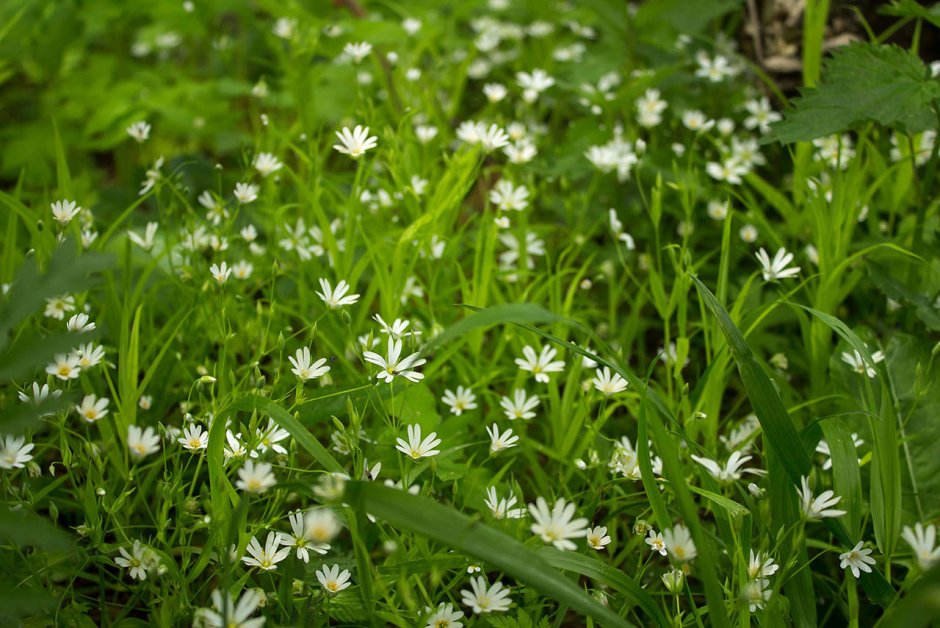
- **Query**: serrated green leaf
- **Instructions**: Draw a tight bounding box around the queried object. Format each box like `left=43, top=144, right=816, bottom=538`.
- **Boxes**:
left=769, top=42, right=940, bottom=144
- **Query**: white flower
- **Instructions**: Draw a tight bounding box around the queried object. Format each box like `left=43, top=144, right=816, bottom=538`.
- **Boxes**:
left=646, top=530, right=667, bottom=556
left=18, top=381, right=62, bottom=407
left=500, top=389, right=539, bottom=421
left=316, top=278, right=360, bottom=309
left=902, top=523, right=940, bottom=570
left=478, top=124, right=510, bottom=152
left=253, top=419, right=291, bottom=456
left=197, top=588, right=265, bottom=628
left=363, top=337, right=427, bottom=383
left=306, top=508, right=342, bottom=545
left=748, top=550, right=780, bottom=579
left=484, top=486, right=525, bottom=519
left=343, top=41, right=372, bottom=63
left=586, top=526, right=611, bottom=550
left=46, top=353, right=81, bottom=380
left=76, top=394, right=109, bottom=422
left=515, top=345, right=565, bottom=384
left=592, top=367, right=628, bottom=395
left=742, top=578, right=772, bottom=612
left=253, top=152, right=283, bottom=177
left=528, top=496, right=589, bottom=551
left=636, top=89, right=667, bottom=127
left=127, top=425, right=160, bottom=459
left=663, top=524, right=697, bottom=562
left=460, top=576, right=512, bottom=614
left=442, top=386, right=477, bottom=415
left=796, top=475, right=846, bottom=520
left=395, top=424, right=441, bottom=460
left=288, top=347, right=330, bottom=381
left=0, top=435, right=35, bottom=469
left=333, top=125, right=378, bottom=158
left=755, top=248, right=800, bottom=281
left=739, top=224, right=759, bottom=243
left=839, top=541, right=876, bottom=578
left=402, top=17, right=422, bottom=36
left=224, top=431, right=249, bottom=460
left=210, top=262, right=232, bottom=284
left=66, top=313, right=96, bottom=333
left=126, top=121, right=151, bottom=142
left=374, top=314, right=418, bottom=339
left=415, top=125, right=438, bottom=143
left=51, top=200, right=82, bottom=224
left=486, top=423, right=518, bottom=453
left=232, top=260, right=253, bottom=280
left=691, top=450, right=762, bottom=484
left=516, top=68, right=555, bottom=102
left=44, top=294, right=75, bottom=319
left=743, top=97, right=782, bottom=134
left=425, top=602, right=463, bottom=628
left=115, top=540, right=151, bottom=581
left=316, top=564, right=352, bottom=593
left=483, top=83, right=507, bottom=102
left=234, top=182, right=259, bottom=204
left=178, top=424, right=209, bottom=451
left=272, top=17, right=296, bottom=39
left=128, top=222, right=159, bottom=250
left=236, top=460, right=277, bottom=493
left=707, top=158, right=748, bottom=185
left=277, top=511, right=330, bottom=563
left=841, top=349, right=884, bottom=378
left=681, top=110, right=714, bottom=132
left=488, top=179, right=529, bottom=212
left=815, top=433, right=864, bottom=470
left=242, top=532, right=291, bottom=570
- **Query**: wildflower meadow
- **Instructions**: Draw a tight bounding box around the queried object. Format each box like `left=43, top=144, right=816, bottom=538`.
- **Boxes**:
left=2, top=0, right=940, bottom=626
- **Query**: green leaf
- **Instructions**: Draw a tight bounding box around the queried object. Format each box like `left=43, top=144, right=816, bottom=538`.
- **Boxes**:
left=691, top=274, right=896, bottom=606
left=342, top=481, right=631, bottom=627
left=688, top=486, right=749, bottom=518
left=769, top=42, right=940, bottom=143
left=422, top=303, right=562, bottom=356
left=0, top=507, right=77, bottom=553
left=875, top=561, right=940, bottom=627
left=536, top=548, right=668, bottom=627
left=880, top=0, right=940, bottom=29
left=820, top=420, right=863, bottom=539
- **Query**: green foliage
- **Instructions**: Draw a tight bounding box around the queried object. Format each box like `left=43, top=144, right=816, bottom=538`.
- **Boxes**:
left=769, top=42, right=940, bottom=143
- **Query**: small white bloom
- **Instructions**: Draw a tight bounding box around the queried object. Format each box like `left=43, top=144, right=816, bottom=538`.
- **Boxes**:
left=442, top=386, right=477, bottom=415
left=528, top=496, right=589, bottom=551
left=592, top=367, right=628, bottom=395
left=76, top=394, right=109, bottom=422
left=460, top=576, right=512, bottom=614
left=363, top=337, right=426, bottom=383
left=839, top=541, right=876, bottom=578
left=178, top=424, right=209, bottom=452
left=0, top=435, right=35, bottom=470
left=902, top=523, right=940, bottom=570
left=51, top=200, right=82, bottom=225
left=126, top=121, right=151, bottom=142
left=586, top=526, right=611, bottom=550
left=288, top=347, right=330, bottom=382
left=796, top=475, right=846, bottom=520
left=234, top=182, right=259, bottom=204
left=663, top=524, right=697, bottom=562
left=316, top=278, right=360, bottom=309
left=755, top=247, right=800, bottom=281
left=316, top=564, right=352, bottom=593
left=253, top=152, right=283, bottom=177
left=127, top=425, right=161, bottom=459
left=210, top=261, right=232, bottom=284
left=515, top=345, right=565, bottom=384
left=500, top=389, right=539, bottom=421
left=242, top=532, right=291, bottom=570
left=483, top=486, right=525, bottom=519
left=486, top=423, right=519, bottom=453
left=333, top=125, right=378, bottom=158
left=343, top=41, right=372, bottom=63
left=395, top=424, right=441, bottom=460
left=646, top=530, right=667, bottom=556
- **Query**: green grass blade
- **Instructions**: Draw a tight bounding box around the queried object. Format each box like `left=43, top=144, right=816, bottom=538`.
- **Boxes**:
left=692, top=274, right=895, bottom=605
left=232, top=395, right=344, bottom=473
left=536, top=547, right=668, bottom=627
left=343, top=481, right=632, bottom=627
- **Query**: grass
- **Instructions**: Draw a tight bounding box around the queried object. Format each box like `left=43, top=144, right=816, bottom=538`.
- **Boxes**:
left=1, top=0, right=939, bottom=626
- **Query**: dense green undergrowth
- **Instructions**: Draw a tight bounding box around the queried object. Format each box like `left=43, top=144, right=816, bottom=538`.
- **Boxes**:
left=1, top=0, right=940, bottom=626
